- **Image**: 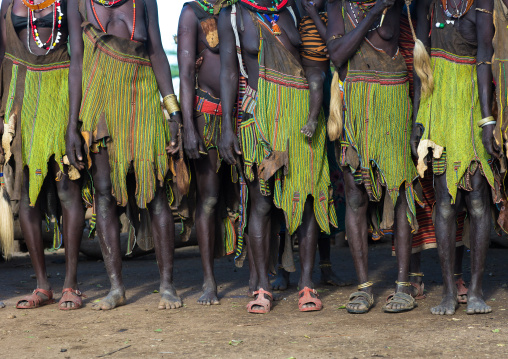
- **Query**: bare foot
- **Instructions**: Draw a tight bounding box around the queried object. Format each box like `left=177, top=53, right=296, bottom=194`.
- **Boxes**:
left=91, top=289, right=126, bottom=311
left=197, top=284, right=220, bottom=306
left=430, top=294, right=458, bottom=315
left=158, top=286, right=182, bottom=310
left=272, top=268, right=290, bottom=291
left=0, top=302, right=5, bottom=308
left=466, top=296, right=492, bottom=315
left=300, top=118, right=318, bottom=138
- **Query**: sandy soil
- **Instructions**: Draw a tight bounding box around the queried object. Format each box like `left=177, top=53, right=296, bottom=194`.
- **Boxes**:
left=1, top=239, right=508, bottom=358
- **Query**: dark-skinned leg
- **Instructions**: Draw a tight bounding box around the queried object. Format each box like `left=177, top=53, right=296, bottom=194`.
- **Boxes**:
left=193, top=147, right=221, bottom=305
left=431, top=173, right=459, bottom=315
left=17, top=167, right=51, bottom=307
left=297, top=197, right=320, bottom=309
left=343, top=169, right=371, bottom=313
left=91, top=147, right=126, bottom=310
left=301, top=67, right=325, bottom=138
left=464, top=171, right=492, bottom=314
left=454, top=245, right=468, bottom=303
left=246, top=176, right=273, bottom=311
left=148, top=185, right=181, bottom=310
left=272, top=231, right=290, bottom=291
left=246, top=233, right=259, bottom=298
left=384, top=188, right=416, bottom=311
left=409, top=252, right=424, bottom=297
left=51, top=159, right=85, bottom=309
left=318, top=233, right=348, bottom=286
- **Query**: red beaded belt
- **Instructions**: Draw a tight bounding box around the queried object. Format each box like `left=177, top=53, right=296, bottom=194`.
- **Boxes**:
left=194, top=88, right=222, bottom=116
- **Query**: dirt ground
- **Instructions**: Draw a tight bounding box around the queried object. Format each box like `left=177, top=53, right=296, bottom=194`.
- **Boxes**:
left=1, top=238, right=508, bottom=359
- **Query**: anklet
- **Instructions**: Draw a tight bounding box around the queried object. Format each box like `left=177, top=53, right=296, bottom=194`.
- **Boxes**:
left=357, top=281, right=373, bottom=290
left=454, top=273, right=462, bottom=276
left=409, top=272, right=424, bottom=277
left=395, top=281, right=413, bottom=287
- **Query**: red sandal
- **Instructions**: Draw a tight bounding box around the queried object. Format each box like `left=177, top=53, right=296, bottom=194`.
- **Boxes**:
left=59, top=288, right=86, bottom=310
left=298, top=287, right=322, bottom=312
left=246, top=288, right=273, bottom=314
left=16, top=288, right=54, bottom=309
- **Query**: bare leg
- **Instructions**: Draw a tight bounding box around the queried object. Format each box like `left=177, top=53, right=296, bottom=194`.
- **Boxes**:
left=246, top=233, right=258, bottom=297
left=318, top=234, right=348, bottom=286
left=193, top=146, right=221, bottom=305
left=409, top=252, right=424, bottom=297
left=148, top=185, right=181, bottom=310
left=464, top=171, right=492, bottom=314
left=17, top=167, right=51, bottom=307
left=246, top=176, right=273, bottom=311
left=272, top=231, right=290, bottom=291
left=431, top=173, right=459, bottom=315
left=51, top=160, right=85, bottom=309
left=91, top=148, right=126, bottom=310
left=384, top=188, right=416, bottom=311
left=301, top=66, right=325, bottom=138
left=343, top=169, right=371, bottom=313
left=297, top=197, right=320, bottom=309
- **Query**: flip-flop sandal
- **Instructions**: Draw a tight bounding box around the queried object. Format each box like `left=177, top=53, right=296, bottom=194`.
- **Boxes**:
left=346, top=291, right=374, bottom=314
left=383, top=292, right=418, bottom=313
left=59, top=288, right=86, bottom=310
left=298, top=287, right=322, bottom=312
left=456, top=278, right=468, bottom=304
left=410, top=282, right=427, bottom=300
left=16, top=288, right=54, bottom=309
left=246, top=288, right=273, bottom=314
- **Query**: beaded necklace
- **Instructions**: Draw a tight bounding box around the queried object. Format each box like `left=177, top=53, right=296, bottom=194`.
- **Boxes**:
left=92, top=0, right=127, bottom=6
left=22, top=0, right=63, bottom=55
left=348, top=0, right=380, bottom=32
left=196, top=0, right=215, bottom=14
left=90, top=0, right=136, bottom=40
left=441, top=0, right=473, bottom=18
left=239, top=0, right=287, bottom=14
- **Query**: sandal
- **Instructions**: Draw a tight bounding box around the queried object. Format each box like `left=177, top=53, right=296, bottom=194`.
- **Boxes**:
left=59, top=288, right=86, bottom=310
left=298, top=287, right=322, bottom=312
left=456, top=278, right=468, bottom=304
left=383, top=292, right=418, bottom=313
left=246, top=288, right=273, bottom=314
left=346, top=291, right=374, bottom=314
left=410, top=282, right=427, bottom=300
left=16, top=288, right=54, bottom=309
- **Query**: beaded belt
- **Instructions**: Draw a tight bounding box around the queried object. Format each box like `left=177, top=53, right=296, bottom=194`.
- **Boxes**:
left=194, top=88, right=222, bottom=116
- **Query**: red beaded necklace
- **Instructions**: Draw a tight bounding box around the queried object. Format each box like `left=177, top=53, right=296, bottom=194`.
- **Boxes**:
left=90, top=0, right=136, bottom=40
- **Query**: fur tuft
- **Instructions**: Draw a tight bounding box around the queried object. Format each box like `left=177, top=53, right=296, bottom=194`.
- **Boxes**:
left=0, top=185, right=14, bottom=260
left=414, top=39, right=434, bottom=98
left=328, top=71, right=344, bottom=141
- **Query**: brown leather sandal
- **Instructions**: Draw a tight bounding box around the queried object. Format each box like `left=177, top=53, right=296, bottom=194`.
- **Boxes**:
left=59, top=288, right=86, bottom=310
left=16, top=288, right=54, bottom=309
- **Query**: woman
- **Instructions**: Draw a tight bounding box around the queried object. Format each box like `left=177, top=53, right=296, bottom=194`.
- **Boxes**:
left=0, top=0, right=85, bottom=310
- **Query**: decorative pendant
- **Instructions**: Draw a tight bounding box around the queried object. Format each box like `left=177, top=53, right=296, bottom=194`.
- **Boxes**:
left=271, top=14, right=281, bottom=35
left=435, top=22, right=445, bottom=28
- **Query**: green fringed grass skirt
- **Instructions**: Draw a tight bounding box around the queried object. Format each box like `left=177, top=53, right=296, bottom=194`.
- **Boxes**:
left=3, top=54, right=69, bottom=206
left=340, top=70, right=418, bottom=230
left=79, top=26, right=170, bottom=209
left=416, top=53, right=496, bottom=203
left=240, top=80, right=337, bottom=235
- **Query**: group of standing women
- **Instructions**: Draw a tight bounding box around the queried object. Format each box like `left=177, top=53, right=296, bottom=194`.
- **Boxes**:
left=0, top=0, right=507, bottom=318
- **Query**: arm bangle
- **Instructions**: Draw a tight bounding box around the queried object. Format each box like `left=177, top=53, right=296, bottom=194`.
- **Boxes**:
left=163, top=94, right=181, bottom=114
left=480, top=120, right=497, bottom=128
left=477, top=116, right=495, bottom=127
left=476, top=61, right=492, bottom=66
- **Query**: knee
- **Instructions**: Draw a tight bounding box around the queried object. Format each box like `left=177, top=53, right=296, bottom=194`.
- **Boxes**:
left=309, top=74, right=325, bottom=93
left=251, top=198, right=272, bottom=217
left=201, top=195, right=219, bottom=215
left=468, top=194, right=488, bottom=219
left=435, top=200, right=454, bottom=220
left=94, top=178, right=113, bottom=199
left=346, top=191, right=367, bottom=213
